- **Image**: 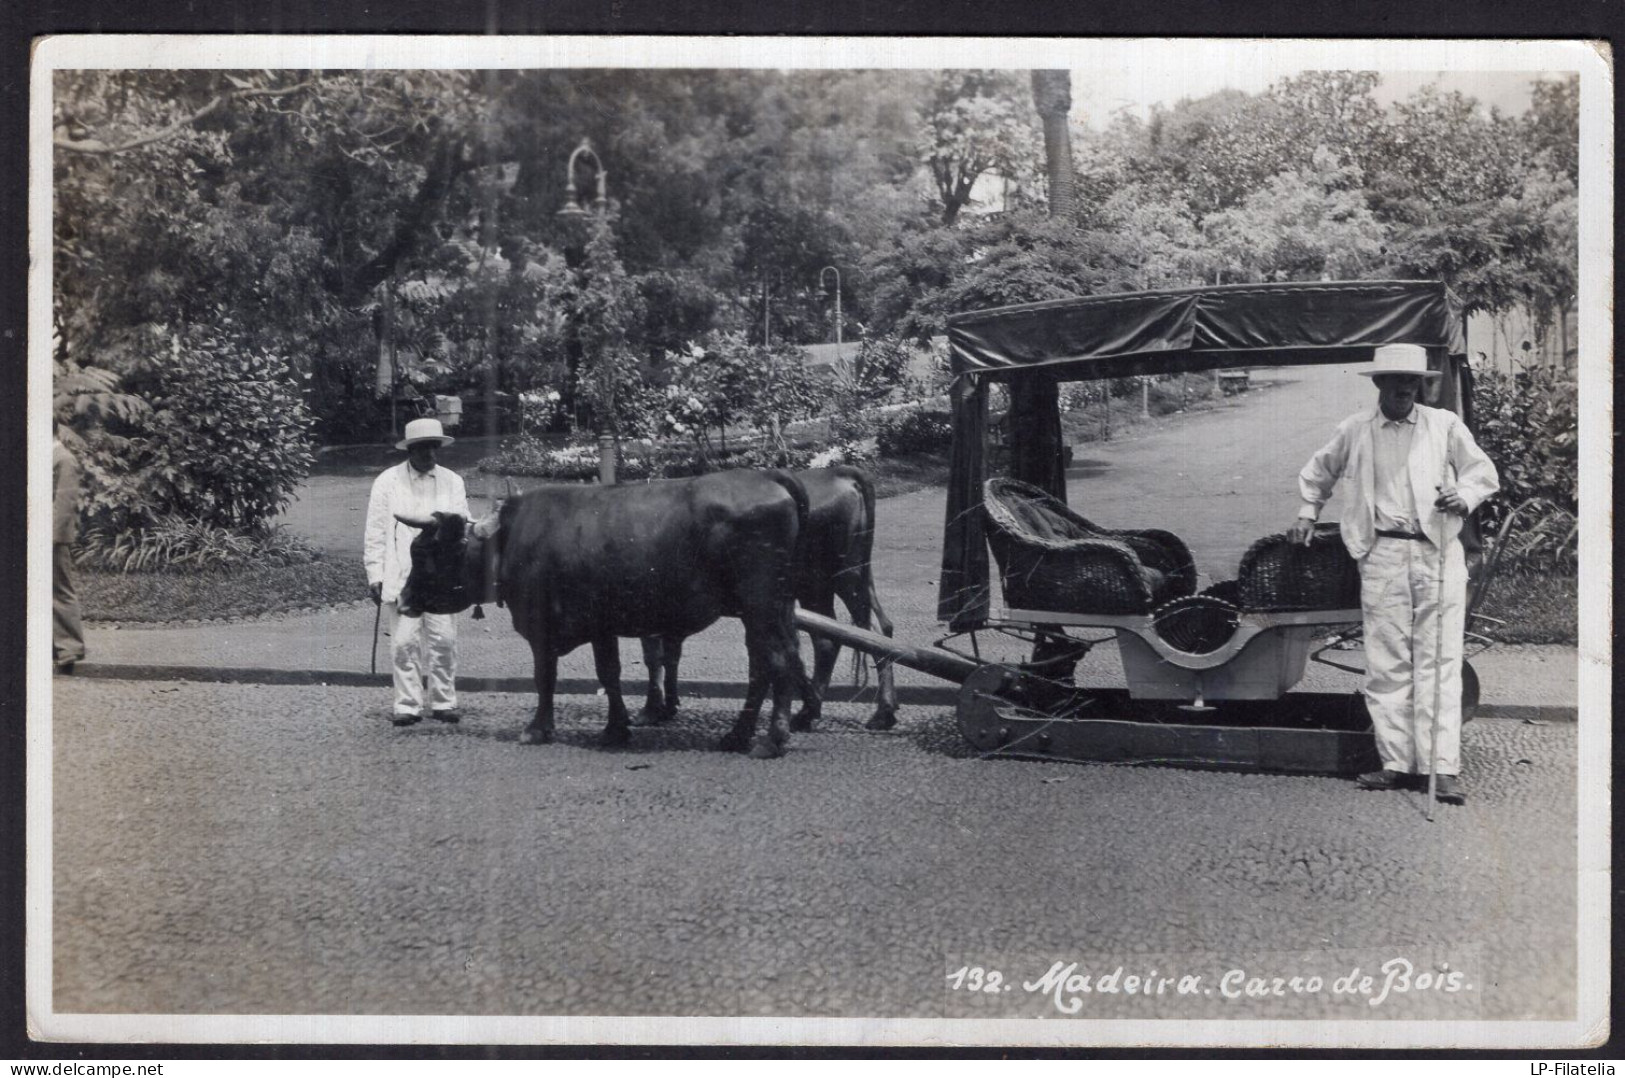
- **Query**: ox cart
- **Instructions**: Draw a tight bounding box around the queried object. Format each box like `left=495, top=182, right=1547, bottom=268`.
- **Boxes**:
left=797, top=279, right=1514, bottom=774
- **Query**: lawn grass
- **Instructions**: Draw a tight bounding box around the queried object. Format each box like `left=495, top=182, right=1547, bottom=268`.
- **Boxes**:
left=1472, top=569, right=1578, bottom=645
left=81, top=557, right=369, bottom=624
left=87, top=455, right=950, bottom=624
left=868, top=453, right=952, bottom=500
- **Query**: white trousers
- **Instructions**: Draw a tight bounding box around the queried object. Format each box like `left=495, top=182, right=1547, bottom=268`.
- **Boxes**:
left=388, top=603, right=458, bottom=716
left=1360, top=536, right=1468, bottom=776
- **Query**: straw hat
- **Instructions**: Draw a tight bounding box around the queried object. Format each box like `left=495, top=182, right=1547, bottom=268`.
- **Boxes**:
left=396, top=417, right=455, bottom=451
left=1358, top=343, right=1441, bottom=379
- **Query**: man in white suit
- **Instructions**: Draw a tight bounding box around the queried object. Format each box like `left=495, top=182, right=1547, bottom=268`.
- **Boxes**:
left=1291, top=344, right=1499, bottom=804
left=365, top=418, right=470, bottom=727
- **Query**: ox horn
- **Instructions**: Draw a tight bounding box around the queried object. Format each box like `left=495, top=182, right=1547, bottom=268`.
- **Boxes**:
left=394, top=513, right=436, bottom=530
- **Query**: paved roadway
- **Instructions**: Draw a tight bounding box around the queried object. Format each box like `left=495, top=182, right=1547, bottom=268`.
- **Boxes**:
left=53, top=678, right=1576, bottom=1022
left=51, top=365, right=1586, bottom=1030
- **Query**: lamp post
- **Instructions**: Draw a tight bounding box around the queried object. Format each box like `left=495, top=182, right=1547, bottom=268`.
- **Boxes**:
left=556, top=139, right=618, bottom=485
left=557, top=139, right=609, bottom=222
left=820, top=266, right=842, bottom=360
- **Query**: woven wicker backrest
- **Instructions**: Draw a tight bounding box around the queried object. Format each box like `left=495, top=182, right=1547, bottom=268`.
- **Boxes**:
left=1237, top=524, right=1360, bottom=611
left=984, top=478, right=1101, bottom=548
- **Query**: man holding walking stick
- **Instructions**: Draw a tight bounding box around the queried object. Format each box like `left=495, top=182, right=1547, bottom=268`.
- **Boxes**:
left=1289, top=344, right=1498, bottom=805
left=364, top=417, right=470, bottom=728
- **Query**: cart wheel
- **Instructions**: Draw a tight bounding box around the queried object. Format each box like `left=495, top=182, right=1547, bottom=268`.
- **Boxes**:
left=1461, top=660, right=1480, bottom=724
left=956, top=665, right=1018, bottom=753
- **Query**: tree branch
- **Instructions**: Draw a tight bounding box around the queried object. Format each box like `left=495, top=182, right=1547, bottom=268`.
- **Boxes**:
left=54, top=81, right=315, bottom=155
left=342, top=136, right=472, bottom=305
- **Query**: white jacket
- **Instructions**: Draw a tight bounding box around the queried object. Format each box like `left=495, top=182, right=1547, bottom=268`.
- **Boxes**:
left=1298, top=404, right=1499, bottom=560
left=363, top=462, right=471, bottom=604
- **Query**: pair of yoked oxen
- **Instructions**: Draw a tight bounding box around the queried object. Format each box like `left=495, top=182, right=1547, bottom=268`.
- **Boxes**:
left=394, top=466, right=896, bottom=759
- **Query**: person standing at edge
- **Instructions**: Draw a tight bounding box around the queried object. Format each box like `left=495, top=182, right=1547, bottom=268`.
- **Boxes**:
left=53, top=425, right=86, bottom=674
left=364, top=417, right=470, bottom=727
left=1291, top=344, right=1499, bottom=805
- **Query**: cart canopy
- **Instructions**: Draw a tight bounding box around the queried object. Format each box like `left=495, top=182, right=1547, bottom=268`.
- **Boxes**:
left=938, top=280, right=1469, bottom=629
left=947, top=279, right=1465, bottom=380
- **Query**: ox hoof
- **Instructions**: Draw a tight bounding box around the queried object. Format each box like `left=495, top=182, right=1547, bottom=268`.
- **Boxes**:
left=789, top=709, right=818, bottom=733
left=864, top=711, right=898, bottom=732
left=519, top=727, right=554, bottom=745
left=635, top=706, right=674, bottom=728
left=599, top=726, right=632, bottom=749
left=748, top=735, right=786, bottom=760
left=718, top=729, right=752, bottom=754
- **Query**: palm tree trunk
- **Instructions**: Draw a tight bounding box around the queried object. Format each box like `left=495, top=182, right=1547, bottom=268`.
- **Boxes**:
left=1006, top=70, right=1076, bottom=501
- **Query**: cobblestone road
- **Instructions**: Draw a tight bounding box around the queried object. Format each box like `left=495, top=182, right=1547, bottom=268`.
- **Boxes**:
left=55, top=678, right=1576, bottom=1021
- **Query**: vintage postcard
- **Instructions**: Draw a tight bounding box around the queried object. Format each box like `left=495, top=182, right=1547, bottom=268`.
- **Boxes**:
left=28, top=36, right=1611, bottom=1048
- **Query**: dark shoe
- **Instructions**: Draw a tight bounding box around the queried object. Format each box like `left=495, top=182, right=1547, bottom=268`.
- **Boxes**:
left=1433, top=775, right=1466, bottom=805
left=429, top=709, right=462, bottom=724
left=391, top=713, right=422, bottom=727
left=1357, top=769, right=1407, bottom=790
left=54, top=660, right=77, bottom=676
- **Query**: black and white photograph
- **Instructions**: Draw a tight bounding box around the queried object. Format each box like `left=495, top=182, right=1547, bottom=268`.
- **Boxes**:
left=28, top=36, right=1610, bottom=1048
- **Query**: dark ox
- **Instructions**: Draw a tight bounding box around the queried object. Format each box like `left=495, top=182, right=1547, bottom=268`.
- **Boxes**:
left=396, top=469, right=812, bottom=758
left=638, top=465, right=897, bottom=732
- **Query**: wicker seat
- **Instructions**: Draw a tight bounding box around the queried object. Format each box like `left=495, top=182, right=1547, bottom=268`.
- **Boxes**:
left=982, top=478, right=1197, bottom=615
left=1237, top=523, right=1361, bottom=612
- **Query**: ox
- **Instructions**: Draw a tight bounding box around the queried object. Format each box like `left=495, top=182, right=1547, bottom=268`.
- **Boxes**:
left=638, top=465, right=898, bottom=732
left=395, top=470, right=812, bottom=758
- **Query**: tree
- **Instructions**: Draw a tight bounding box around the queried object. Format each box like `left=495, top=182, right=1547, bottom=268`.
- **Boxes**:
left=1204, top=151, right=1389, bottom=283
left=1525, top=74, right=1579, bottom=182
left=1031, top=70, right=1076, bottom=217
left=918, top=71, right=1039, bottom=224
left=863, top=210, right=1141, bottom=344
left=569, top=217, right=644, bottom=438
left=53, top=69, right=490, bottom=445
left=1369, top=82, right=1577, bottom=333
left=393, top=236, right=573, bottom=401
left=1093, top=186, right=1219, bottom=288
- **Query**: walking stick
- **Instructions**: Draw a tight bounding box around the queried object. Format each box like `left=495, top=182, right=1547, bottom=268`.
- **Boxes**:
left=371, top=594, right=382, bottom=676
left=1425, top=490, right=1454, bottom=822
left=1424, top=557, right=1445, bottom=822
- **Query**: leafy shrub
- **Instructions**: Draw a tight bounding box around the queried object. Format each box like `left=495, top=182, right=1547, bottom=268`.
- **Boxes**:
left=1147, top=373, right=1216, bottom=416
left=808, top=441, right=878, bottom=469
left=518, top=389, right=567, bottom=437
left=650, top=335, right=823, bottom=453
left=729, top=443, right=816, bottom=471
left=851, top=334, right=913, bottom=397
left=1471, top=367, right=1578, bottom=569
left=76, top=327, right=315, bottom=535
left=478, top=437, right=659, bottom=482
left=828, top=402, right=878, bottom=444
left=479, top=435, right=821, bottom=481
left=1472, top=367, right=1577, bottom=509
left=877, top=408, right=954, bottom=457
left=77, top=515, right=319, bottom=573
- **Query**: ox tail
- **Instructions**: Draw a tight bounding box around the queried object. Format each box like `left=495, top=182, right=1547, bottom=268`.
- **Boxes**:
left=834, top=463, right=879, bottom=561
left=761, top=468, right=811, bottom=546
left=831, top=464, right=880, bottom=691
left=761, top=468, right=811, bottom=636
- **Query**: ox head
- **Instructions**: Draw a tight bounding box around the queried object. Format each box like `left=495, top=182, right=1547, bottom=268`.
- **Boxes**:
left=396, top=486, right=510, bottom=617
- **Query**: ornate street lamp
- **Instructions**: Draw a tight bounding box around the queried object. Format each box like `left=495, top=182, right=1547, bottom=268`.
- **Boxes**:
left=556, top=139, right=619, bottom=485
left=556, top=139, right=609, bottom=223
